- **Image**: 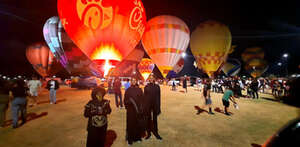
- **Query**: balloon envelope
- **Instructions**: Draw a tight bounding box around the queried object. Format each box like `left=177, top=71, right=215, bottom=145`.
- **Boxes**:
left=138, top=58, right=155, bottom=80
left=241, top=47, right=264, bottom=62
left=26, top=43, right=61, bottom=77
left=244, top=58, right=268, bottom=78
left=142, top=15, right=190, bottom=78
left=110, top=45, right=144, bottom=77
left=173, top=57, right=184, bottom=74
left=221, top=58, right=241, bottom=76
left=190, top=20, right=232, bottom=77
left=57, top=0, right=147, bottom=76
left=43, top=16, right=101, bottom=76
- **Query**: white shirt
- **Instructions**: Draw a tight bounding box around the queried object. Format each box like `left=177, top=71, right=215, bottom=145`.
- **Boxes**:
left=50, top=81, right=55, bottom=89
left=27, top=80, right=42, bottom=91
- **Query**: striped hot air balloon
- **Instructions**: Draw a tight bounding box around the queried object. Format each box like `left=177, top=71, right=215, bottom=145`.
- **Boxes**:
left=241, top=47, right=264, bottom=62
left=190, top=20, right=232, bottom=77
left=138, top=58, right=155, bottom=80
left=142, top=15, right=190, bottom=78
left=221, top=58, right=241, bottom=76
left=173, top=57, right=184, bottom=74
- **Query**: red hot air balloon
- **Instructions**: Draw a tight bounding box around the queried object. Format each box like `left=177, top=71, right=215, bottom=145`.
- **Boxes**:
left=138, top=58, right=155, bottom=80
left=26, top=43, right=61, bottom=77
left=57, top=0, right=147, bottom=76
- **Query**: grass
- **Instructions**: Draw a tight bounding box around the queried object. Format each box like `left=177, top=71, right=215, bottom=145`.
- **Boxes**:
left=0, top=86, right=299, bottom=147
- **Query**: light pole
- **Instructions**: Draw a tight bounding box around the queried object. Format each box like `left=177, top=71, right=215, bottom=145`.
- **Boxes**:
left=283, top=53, right=289, bottom=77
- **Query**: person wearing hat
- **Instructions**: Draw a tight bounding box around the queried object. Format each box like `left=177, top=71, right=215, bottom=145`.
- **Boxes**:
left=143, top=76, right=162, bottom=140
left=46, top=76, right=59, bottom=104
left=84, top=87, right=111, bottom=147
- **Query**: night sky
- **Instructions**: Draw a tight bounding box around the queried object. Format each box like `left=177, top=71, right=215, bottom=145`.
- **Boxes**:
left=1, top=0, right=300, bottom=78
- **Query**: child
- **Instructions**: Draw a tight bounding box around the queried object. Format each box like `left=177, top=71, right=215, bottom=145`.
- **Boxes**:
left=222, top=86, right=237, bottom=116
left=84, top=87, right=111, bottom=147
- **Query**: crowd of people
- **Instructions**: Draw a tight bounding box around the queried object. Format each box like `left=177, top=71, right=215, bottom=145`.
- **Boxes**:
left=0, top=74, right=297, bottom=147
left=0, top=76, right=59, bottom=128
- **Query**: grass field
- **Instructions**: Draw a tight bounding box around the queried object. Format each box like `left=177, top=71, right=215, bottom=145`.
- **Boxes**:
left=0, top=86, right=299, bottom=147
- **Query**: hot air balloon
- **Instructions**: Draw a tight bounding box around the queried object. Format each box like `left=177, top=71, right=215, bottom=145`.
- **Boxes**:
left=190, top=20, right=232, bottom=77
left=57, top=0, right=147, bottom=76
left=138, top=58, right=155, bottom=80
left=241, top=47, right=264, bottom=62
left=26, top=43, right=61, bottom=77
left=110, top=44, right=144, bottom=77
left=228, top=45, right=237, bottom=54
left=244, top=58, right=268, bottom=78
left=142, top=15, right=190, bottom=78
left=173, top=57, right=184, bottom=73
left=221, top=58, right=241, bottom=76
left=43, top=16, right=101, bottom=76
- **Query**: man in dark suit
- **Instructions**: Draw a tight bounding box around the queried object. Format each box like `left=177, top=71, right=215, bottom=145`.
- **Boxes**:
left=143, top=76, right=162, bottom=140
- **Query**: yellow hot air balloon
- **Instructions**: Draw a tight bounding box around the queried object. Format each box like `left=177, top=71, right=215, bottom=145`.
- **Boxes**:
left=142, top=15, right=190, bottom=78
left=190, top=20, right=232, bottom=77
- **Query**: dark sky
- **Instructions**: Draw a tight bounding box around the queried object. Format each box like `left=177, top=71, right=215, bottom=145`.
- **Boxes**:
left=1, top=0, right=300, bottom=77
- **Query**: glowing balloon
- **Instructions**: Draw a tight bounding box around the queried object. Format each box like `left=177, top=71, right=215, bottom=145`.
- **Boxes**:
left=190, top=20, right=232, bottom=77
left=138, top=58, right=155, bottom=80
left=26, top=43, right=61, bottom=77
left=173, top=58, right=184, bottom=73
left=57, top=0, right=147, bottom=76
left=110, top=45, right=144, bottom=77
left=221, top=58, right=241, bottom=76
left=241, top=47, right=264, bottom=62
left=244, top=58, right=268, bottom=78
left=43, top=16, right=101, bottom=76
left=142, top=15, right=190, bottom=78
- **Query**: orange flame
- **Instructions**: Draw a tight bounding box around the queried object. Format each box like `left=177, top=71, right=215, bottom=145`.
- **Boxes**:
left=91, top=44, right=122, bottom=76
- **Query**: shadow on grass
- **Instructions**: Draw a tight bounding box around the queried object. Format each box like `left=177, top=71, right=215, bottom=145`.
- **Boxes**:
left=4, top=112, right=48, bottom=127
left=37, top=99, right=67, bottom=105
left=194, top=106, right=208, bottom=115
left=105, top=130, right=117, bottom=147
left=214, top=107, right=234, bottom=115
left=179, top=90, right=186, bottom=93
left=261, top=97, right=279, bottom=102
left=251, top=143, right=262, bottom=147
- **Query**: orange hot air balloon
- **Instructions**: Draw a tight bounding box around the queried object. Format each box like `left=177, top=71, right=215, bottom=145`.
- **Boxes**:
left=57, top=0, right=147, bottom=76
left=190, top=20, right=232, bottom=77
left=26, top=43, right=61, bottom=77
left=142, top=15, right=190, bottom=78
left=138, top=58, right=155, bottom=80
left=241, top=47, right=264, bottom=62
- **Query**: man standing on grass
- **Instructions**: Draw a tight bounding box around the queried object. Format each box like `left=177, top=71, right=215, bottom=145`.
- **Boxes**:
left=46, top=76, right=59, bottom=104
left=222, top=86, right=237, bottom=116
left=144, top=76, right=163, bottom=140
left=27, top=76, right=42, bottom=106
left=198, top=79, right=214, bottom=115
left=113, top=77, right=123, bottom=109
